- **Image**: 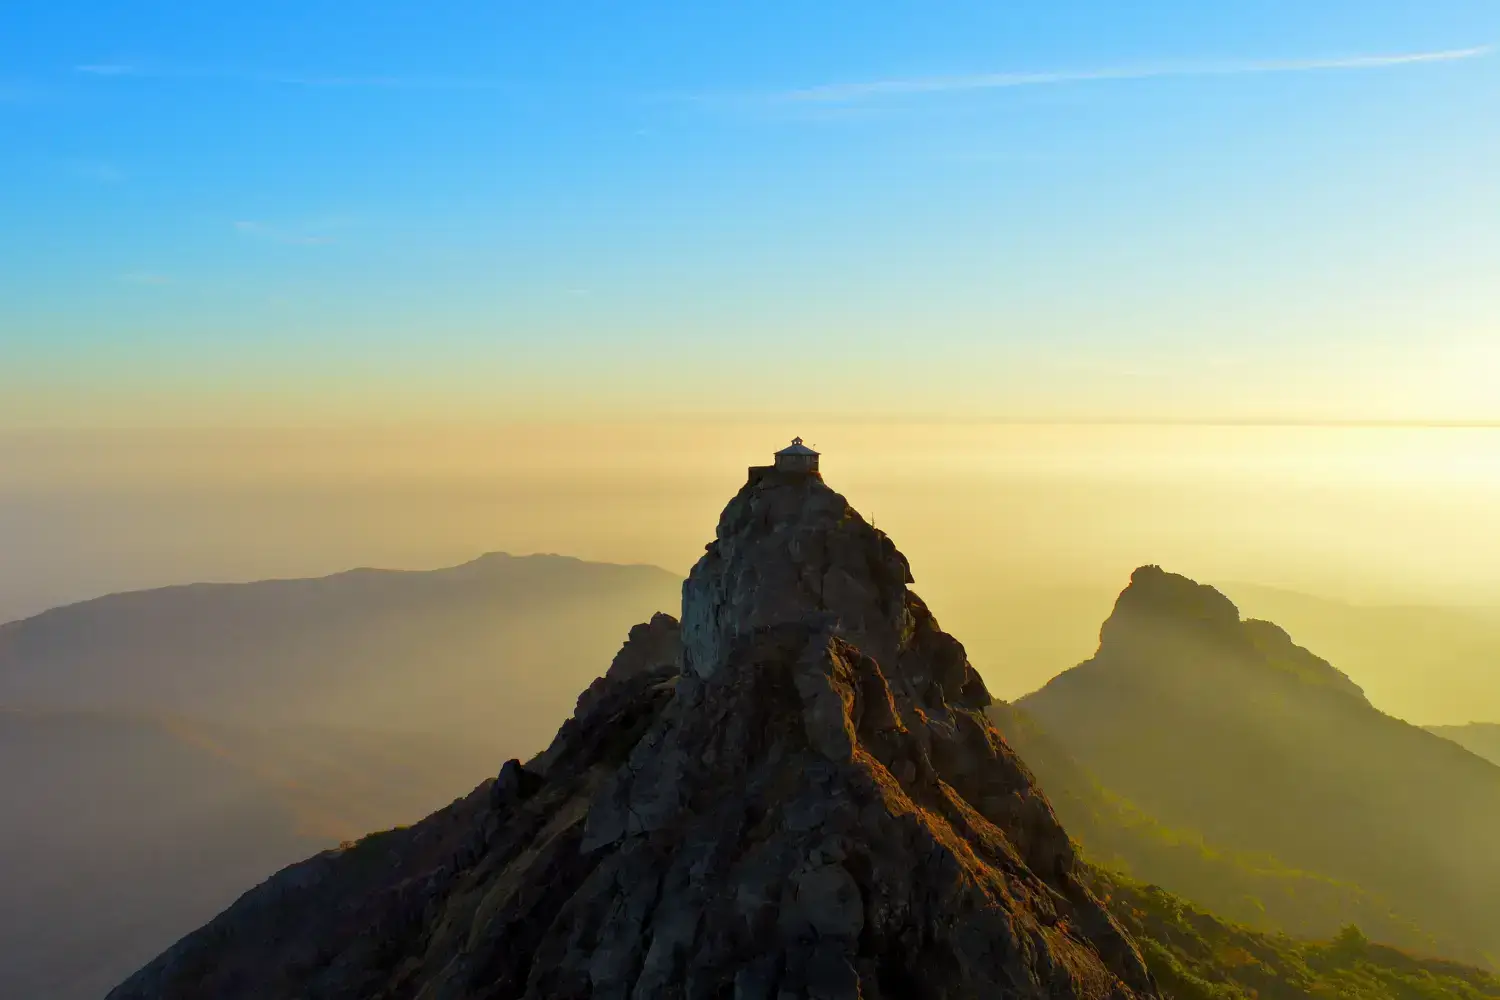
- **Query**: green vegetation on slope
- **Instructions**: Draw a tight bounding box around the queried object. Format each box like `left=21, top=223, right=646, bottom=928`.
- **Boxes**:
left=1019, top=566, right=1500, bottom=966
left=988, top=701, right=1428, bottom=950
left=1093, top=870, right=1500, bottom=1000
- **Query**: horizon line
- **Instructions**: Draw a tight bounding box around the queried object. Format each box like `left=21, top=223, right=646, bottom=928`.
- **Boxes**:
left=3, top=417, right=1499, bottom=434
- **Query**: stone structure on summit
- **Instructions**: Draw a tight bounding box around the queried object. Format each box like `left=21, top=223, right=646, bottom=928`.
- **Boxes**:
left=773, top=437, right=820, bottom=475
left=749, top=437, right=821, bottom=487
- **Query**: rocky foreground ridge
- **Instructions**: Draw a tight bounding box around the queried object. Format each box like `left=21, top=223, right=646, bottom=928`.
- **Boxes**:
left=109, top=468, right=1159, bottom=999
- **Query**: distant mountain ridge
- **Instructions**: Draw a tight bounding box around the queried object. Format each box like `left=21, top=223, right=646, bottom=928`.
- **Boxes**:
left=0, top=553, right=682, bottom=1000
left=1020, top=565, right=1500, bottom=966
left=0, top=551, right=681, bottom=748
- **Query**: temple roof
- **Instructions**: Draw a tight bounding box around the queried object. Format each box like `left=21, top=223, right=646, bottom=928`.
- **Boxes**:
left=776, top=437, right=819, bottom=457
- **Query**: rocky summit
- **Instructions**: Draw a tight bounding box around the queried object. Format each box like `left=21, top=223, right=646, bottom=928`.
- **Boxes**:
left=109, top=466, right=1159, bottom=1000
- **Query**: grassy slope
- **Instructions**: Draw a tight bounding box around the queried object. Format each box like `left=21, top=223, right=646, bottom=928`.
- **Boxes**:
left=1016, top=567, right=1500, bottom=966
left=1093, top=870, right=1500, bottom=1000
left=988, top=701, right=1429, bottom=951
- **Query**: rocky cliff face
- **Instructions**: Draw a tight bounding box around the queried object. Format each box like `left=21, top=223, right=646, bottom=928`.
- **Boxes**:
left=109, top=469, right=1158, bottom=1000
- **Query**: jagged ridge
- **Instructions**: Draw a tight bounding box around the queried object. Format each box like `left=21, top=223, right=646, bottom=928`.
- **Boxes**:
left=110, top=468, right=1159, bottom=999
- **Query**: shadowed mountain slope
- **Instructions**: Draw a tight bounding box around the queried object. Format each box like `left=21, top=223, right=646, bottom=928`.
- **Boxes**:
left=1020, top=565, right=1500, bottom=966
left=109, top=467, right=1160, bottom=1000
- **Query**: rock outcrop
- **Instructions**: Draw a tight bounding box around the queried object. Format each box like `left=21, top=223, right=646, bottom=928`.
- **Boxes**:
left=109, top=468, right=1159, bottom=1000
left=1093, top=565, right=1367, bottom=703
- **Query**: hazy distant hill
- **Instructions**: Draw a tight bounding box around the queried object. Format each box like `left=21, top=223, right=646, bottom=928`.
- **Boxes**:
left=0, top=552, right=681, bottom=752
left=1020, top=566, right=1500, bottom=966
left=1429, top=723, right=1500, bottom=767
left=0, top=710, right=311, bottom=999
left=0, top=709, right=512, bottom=999
left=0, top=704, right=513, bottom=1000
left=940, top=579, right=1500, bottom=726
left=0, top=554, right=681, bottom=1000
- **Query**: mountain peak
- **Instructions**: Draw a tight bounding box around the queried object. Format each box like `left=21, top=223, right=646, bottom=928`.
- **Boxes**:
left=109, top=461, right=1160, bottom=1000
left=1091, top=565, right=1366, bottom=701
left=683, top=471, right=912, bottom=678
left=1020, top=566, right=1500, bottom=964
left=1109, top=564, right=1242, bottom=635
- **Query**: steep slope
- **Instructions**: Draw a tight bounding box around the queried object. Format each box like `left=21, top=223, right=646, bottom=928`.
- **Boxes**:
left=1021, top=565, right=1500, bottom=965
left=0, top=552, right=681, bottom=752
left=985, top=702, right=1425, bottom=950
left=110, top=465, right=1159, bottom=1000
left=1429, top=723, right=1500, bottom=768
left=1224, top=583, right=1500, bottom=725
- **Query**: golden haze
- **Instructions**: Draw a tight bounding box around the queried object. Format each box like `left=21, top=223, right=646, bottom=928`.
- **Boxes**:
left=2, top=421, right=1498, bottom=722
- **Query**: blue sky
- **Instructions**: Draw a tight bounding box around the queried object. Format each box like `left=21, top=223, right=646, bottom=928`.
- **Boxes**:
left=2, top=2, right=1497, bottom=425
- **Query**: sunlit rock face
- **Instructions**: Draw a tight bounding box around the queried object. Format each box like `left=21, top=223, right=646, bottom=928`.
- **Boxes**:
left=681, top=471, right=913, bottom=680
left=109, top=464, right=1159, bottom=1000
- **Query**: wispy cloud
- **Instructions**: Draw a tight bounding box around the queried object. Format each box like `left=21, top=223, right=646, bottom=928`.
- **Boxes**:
left=782, top=45, right=1493, bottom=103
left=252, top=72, right=507, bottom=90
left=233, top=220, right=337, bottom=246
left=72, top=62, right=508, bottom=91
